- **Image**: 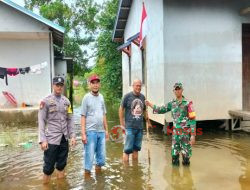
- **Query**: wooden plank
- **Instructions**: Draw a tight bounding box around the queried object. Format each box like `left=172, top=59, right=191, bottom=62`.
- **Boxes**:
left=120, top=7, right=130, bottom=10
left=132, top=39, right=140, bottom=47
left=232, top=128, right=242, bottom=131
left=243, top=116, right=250, bottom=120
left=122, top=46, right=131, bottom=56
left=242, top=127, right=250, bottom=132
left=240, top=7, right=250, bottom=15
left=228, top=110, right=250, bottom=119
left=113, top=38, right=123, bottom=42
left=241, top=121, right=250, bottom=127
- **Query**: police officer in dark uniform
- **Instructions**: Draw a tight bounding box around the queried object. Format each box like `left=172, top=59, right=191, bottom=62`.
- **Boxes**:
left=38, top=76, right=76, bottom=184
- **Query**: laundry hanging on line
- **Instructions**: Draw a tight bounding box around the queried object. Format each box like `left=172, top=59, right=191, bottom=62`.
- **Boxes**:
left=0, top=67, right=8, bottom=85
left=7, top=68, right=19, bottom=76
left=0, top=62, right=48, bottom=86
left=19, top=67, right=30, bottom=75
left=30, top=62, right=48, bottom=74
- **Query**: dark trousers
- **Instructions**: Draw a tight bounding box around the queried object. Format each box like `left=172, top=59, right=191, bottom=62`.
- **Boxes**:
left=43, top=135, right=69, bottom=175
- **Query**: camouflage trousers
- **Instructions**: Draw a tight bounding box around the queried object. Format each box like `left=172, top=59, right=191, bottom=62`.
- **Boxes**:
left=171, top=128, right=192, bottom=159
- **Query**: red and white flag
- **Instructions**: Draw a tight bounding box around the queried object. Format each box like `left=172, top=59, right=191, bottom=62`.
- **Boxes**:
left=139, top=2, right=148, bottom=48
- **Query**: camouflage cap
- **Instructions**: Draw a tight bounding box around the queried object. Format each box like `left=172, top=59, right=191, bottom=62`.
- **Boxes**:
left=173, top=82, right=183, bottom=89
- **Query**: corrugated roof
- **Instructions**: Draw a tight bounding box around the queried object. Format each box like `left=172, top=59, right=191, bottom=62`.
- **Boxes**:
left=117, top=41, right=131, bottom=50
left=117, top=32, right=139, bottom=50
left=112, top=0, right=132, bottom=42
left=127, top=32, right=139, bottom=42
left=1, top=0, right=65, bottom=46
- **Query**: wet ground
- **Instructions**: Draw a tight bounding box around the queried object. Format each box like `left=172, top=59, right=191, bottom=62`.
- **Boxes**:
left=0, top=107, right=250, bottom=190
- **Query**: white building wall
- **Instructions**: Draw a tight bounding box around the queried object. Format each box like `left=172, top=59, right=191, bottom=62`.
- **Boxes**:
left=0, top=3, right=49, bottom=32
left=0, top=3, right=53, bottom=107
left=55, top=60, right=67, bottom=96
left=55, top=60, right=67, bottom=78
left=50, top=33, right=54, bottom=92
left=163, top=0, right=250, bottom=121
left=122, top=53, right=129, bottom=94
left=123, top=0, right=165, bottom=124
left=0, top=39, right=51, bottom=106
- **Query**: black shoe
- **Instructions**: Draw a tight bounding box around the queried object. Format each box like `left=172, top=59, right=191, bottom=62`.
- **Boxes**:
left=172, top=157, right=180, bottom=166
left=182, top=157, right=190, bottom=166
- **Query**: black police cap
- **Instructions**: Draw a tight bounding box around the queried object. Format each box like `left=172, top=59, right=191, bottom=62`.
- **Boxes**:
left=53, top=76, right=64, bottom=85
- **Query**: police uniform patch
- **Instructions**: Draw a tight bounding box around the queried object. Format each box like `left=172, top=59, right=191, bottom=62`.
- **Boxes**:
left=67, top=104, right=72, bottom=114
left=40, top=101, right=45, bottom=109
left=49, top=99, right=55, bottom=104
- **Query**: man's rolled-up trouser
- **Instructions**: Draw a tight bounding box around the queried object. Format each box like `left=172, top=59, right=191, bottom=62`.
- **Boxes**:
left=43, top=135, right=69, bottom=175
left=123, top=128, right=143, bottom=154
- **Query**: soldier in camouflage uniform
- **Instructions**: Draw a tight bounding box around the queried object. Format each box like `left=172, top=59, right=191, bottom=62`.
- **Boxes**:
left=145, top=83, right=196, bottom=166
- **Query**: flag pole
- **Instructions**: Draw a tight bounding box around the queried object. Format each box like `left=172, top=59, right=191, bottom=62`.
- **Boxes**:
left=141, top=1, right=151, bottom=165
left=139, top=1, right=150, bottom=164
left=144, top=46, right=150, bottom=165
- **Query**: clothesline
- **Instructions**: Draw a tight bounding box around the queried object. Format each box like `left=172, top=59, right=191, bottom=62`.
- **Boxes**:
left=0, top=62, right=48, bottom=86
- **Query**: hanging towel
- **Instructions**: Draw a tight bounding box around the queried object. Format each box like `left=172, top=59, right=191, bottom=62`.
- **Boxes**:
left=40, top=62, right=48, bottom=69
left=7, top=68, right=19, bottom=76
left=0, top=67, right=8, bottom=85
left=30, top=64, right=42, bottom=74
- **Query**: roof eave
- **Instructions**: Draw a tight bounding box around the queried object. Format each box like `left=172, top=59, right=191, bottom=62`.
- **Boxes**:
left=112, top=0, right=132, bottom=42
left=2, top=0, right=65, bottom=46
left=112, top=0, right=123, bottom=41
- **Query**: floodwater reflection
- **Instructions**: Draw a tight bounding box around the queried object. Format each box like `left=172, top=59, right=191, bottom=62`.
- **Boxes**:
left=0, top=108, right=250, bottom=189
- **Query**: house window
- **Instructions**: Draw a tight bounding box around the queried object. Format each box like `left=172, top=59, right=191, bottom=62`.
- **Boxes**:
left=129, top=56, right=132, bottom=86
left=141, top=48, right=146, bottom=85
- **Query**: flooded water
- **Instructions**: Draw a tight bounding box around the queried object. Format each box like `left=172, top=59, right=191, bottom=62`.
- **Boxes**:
left=1, top=107, right=250, bottom=190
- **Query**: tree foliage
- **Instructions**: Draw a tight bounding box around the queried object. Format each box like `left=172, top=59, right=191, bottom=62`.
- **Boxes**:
left=25, top=0, right=122, bottom=102
left=25, top=0, right=99, bottom=75
left=85, top=0, right=122, bottom=103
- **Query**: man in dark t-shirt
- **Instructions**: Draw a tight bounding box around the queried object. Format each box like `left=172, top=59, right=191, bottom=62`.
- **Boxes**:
left=119, top=79, right=152, bottom=162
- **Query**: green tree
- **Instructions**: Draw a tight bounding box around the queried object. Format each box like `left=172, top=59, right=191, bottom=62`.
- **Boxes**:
left=25, top=0, right=99, bottom=75
left=86, top=0, right=122, bottom=104
left=25, top=0, right=123, bottom=104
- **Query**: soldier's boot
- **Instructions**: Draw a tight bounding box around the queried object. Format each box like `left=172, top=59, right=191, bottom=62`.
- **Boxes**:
left=182, top=156, right=190, bottom=166
left=172, top=155, right=180, bottom=166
